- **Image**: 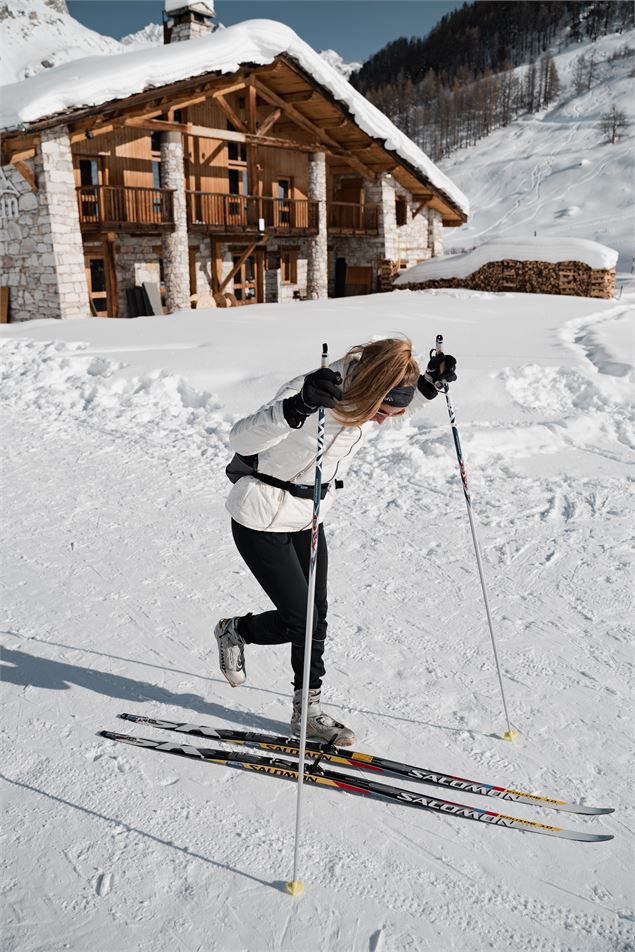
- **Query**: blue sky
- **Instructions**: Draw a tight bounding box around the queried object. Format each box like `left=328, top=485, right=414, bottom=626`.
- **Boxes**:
left=67, top=1, right=466, bottom=63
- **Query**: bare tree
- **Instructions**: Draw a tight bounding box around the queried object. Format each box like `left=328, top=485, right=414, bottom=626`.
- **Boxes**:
left=600, top=104, right=628, bottom=144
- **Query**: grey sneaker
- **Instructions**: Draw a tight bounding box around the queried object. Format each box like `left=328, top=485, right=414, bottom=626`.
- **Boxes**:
left=291, top=688, right=356, bottom=746
left=214, top=617, right=246, bottom=687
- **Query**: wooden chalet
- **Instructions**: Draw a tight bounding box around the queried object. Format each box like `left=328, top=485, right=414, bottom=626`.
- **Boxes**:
left=0, top=3, right=468, bottom=321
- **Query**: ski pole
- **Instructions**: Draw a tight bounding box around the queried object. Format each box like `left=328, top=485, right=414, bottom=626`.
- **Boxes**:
left=433, top=334, right=517, bottom=742
left=287, top=342, right=329, bottom=897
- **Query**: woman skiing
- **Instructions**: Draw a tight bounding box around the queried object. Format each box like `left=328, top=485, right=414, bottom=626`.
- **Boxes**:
left=215, top=337, right=456, bottom=745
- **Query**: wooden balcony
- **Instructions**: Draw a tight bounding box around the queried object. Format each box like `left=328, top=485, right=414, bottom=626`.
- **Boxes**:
left=186, top=192, right=319, bottom=235
left=327, top=202, right=379, bottom=235
left=77, top=185, right=175, bottom=231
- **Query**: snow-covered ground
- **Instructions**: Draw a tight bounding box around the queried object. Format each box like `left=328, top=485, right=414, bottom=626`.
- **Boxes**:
left=1, top=289, right=633, bottom=951
left=443, top=30, right=635, bottom=270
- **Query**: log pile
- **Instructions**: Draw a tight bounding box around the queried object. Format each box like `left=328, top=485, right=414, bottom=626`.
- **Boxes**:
left=396, top=259, right=616, bottom=299
left=379, top=259, right=400, bottom=292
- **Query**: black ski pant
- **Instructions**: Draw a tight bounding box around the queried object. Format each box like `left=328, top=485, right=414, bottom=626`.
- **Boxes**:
left=231, top=518, right=328, bottom=690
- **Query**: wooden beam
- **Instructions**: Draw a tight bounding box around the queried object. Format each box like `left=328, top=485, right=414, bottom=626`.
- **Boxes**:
left=253, top=77, right=375, bottom=180
left=412, top=196, right=433, bottom=218
left=284, top=90, right=316, bottom=103
left=256, top=108, right=282, bottom=138
left=1, top=138, right=38, bottom=165
left=247, top=84, right=258, bottom=198
left=213, top=93, right=249, bottom=134
left=129, top=118, right=324, bottom=153
left=12, top=160, right=38, bottom=191
left=70, top=122, right=120, bottom=144
left=3, top=145, right=36, bottom=165
left=219, top=240, right=261, bottom=293
left=214, top=80, right=250, bottom=98
left=313, top=116, right=347, bottom=129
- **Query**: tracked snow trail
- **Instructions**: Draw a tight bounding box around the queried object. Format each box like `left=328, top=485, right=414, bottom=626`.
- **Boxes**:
left=441, top=31, right=635, bottom=267
left=1, top=291, right=633, bottom=951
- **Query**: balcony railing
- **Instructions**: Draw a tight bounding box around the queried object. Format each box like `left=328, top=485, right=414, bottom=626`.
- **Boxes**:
left=76, top=186, right=380, bottom=237
left=186, top=192, right=319, bottom=234
left=76, top=185, right=175, bottom=229
left=327, top=202, right=379, bottom=235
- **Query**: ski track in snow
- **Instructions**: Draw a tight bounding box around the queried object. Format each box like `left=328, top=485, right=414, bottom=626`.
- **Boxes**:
left=0, top=293, right=633, bottom=952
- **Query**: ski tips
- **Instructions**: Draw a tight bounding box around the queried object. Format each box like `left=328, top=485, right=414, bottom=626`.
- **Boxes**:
left=575, top=833, right=615, bottom=843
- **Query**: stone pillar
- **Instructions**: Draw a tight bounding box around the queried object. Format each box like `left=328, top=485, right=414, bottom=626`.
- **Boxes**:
left=428, top=208, right=444, bottom=257
left=306, top=151, right=328, bottom=300
left=37, top=126, right=90, bottom=320
left=160, top=132, right=190, bottom=312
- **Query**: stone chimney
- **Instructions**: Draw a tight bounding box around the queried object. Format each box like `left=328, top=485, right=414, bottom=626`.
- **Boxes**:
left=163, top=0, right=216, bottom=43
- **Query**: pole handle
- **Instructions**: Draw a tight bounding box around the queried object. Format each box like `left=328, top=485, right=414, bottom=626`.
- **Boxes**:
left=321, top=343, right=328, bottom=368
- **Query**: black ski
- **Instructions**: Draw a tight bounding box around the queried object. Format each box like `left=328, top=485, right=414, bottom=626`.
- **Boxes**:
left=117, top=713, right=614, bottom=816
left=99, top=730, right=613, bottom=843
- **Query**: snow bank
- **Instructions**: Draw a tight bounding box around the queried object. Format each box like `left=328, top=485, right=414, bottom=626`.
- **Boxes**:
left=395, top=238, right=618, bottom=285
left=0, top=19, right=468, bottom=216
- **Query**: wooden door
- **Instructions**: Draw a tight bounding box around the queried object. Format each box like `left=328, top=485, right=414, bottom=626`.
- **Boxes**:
left=232, top=252, right=257, bottom=304
left=275, top=178, right=293, bottom=228
left=78, top=157, right=104, bottom=223
left=84, top=246, right=114, bottom=317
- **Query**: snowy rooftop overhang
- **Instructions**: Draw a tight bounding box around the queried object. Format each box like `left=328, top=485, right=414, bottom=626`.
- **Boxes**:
left=394, top=238, right=619, bottom=285
left=0, top=19, right=468, bottom=222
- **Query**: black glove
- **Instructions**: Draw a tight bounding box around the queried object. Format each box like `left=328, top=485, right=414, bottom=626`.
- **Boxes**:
left=283, top=368, right=343, bottom=429
left=417, top=353, right=457, bottom=400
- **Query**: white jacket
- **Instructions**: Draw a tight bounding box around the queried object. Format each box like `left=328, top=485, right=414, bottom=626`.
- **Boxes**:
left=225, top=357, right=429, bottom=532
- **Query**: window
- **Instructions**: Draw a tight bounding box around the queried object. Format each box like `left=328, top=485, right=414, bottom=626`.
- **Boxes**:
left=396, top=195, right=408, bottom=227
left=79, top=159, right=99, bottom=186
left=150, top=131, right=162, bottom=153
left=228, top=169, right=240, bottom=195
left=227, top=121, right=247, bottom=162
left=281, top=248, right=298, bottom=284
left=277, top=178, right=292, bottom=226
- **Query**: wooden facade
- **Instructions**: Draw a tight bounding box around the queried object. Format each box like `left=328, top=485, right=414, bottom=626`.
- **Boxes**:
left=3, top=50, right=467, bottom=317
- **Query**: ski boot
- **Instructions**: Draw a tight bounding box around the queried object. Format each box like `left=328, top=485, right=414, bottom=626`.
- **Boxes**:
left=291, top=688, right=356, bottom=746
left=214, top=617, right=246, bottom=687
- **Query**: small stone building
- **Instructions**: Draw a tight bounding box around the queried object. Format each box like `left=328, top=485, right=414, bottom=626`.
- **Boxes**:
left=0, top=3, right=468, bottom=322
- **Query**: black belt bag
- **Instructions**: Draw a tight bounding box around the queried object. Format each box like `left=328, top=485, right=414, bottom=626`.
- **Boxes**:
left=225, top=452, right=342, bottom=500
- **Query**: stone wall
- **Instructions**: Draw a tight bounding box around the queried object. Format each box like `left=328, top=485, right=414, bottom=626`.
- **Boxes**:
left=397, top=259, right=616, bottom=299
left=1, top=125, right=90, bottom=321
left=114, top=236, right=162, bottom=316
left=326, top=173, right=438, bottom=295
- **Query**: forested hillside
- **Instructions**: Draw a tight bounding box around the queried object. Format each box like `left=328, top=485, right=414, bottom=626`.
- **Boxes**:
left=351, top=0, right=634, bottom=161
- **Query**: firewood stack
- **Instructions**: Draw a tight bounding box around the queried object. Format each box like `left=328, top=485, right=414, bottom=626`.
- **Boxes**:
left=379, top=259, right=399, bottom=292
left=395, top=259, right=616, bottom=299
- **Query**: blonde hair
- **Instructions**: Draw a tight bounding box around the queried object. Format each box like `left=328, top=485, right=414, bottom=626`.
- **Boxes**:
left=331, top=337, right=420, bottom=427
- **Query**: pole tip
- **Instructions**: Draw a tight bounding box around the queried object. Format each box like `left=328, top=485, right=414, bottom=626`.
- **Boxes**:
left=502, top=730, right=519, bottom=742
left=286, top=880, right=305, bottom=897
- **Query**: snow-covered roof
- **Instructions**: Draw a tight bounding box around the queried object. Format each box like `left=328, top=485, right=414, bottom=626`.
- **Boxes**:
left=394, top=238, right=618, bottom=285
left=0, top=19, right=468, bottom=217
left=164, top=0, right=215, bottom=17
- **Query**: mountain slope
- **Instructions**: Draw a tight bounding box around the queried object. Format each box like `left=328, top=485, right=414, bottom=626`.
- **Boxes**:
left=441, top=30, right=635, bottom=269
left=0, top=0, right=122, bottom=84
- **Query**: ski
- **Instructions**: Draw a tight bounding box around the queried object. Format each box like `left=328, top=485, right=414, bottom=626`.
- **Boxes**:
left=98, top=730, right=613, bottom=843
left=117, top=713, right=613, bottom=816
